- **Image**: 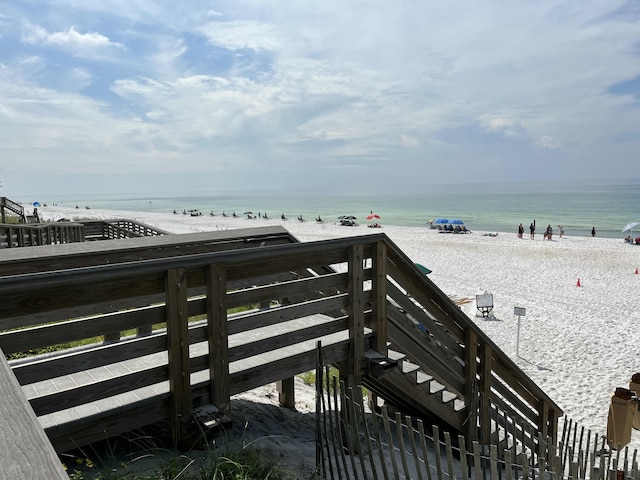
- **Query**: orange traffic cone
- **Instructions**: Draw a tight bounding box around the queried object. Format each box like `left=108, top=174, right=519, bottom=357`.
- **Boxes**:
left=576, top=278, right=581, bottom=287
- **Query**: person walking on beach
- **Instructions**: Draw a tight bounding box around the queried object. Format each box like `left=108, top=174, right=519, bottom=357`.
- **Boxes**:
left=529, top=222, right=535, bottom=240
left=545, top=224, right=553, bottom=241
left=518, top=223, right=524, bottom=239
left=592, top=226, right=596, bottom=237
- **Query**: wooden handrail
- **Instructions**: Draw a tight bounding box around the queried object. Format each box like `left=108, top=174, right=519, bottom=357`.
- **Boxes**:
left=0, top=348, right=67, bottom=478
left=0, top=229, right=562, bottom=454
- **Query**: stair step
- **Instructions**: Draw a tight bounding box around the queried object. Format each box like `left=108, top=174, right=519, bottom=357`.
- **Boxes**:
left=415, top=371, right=433, bottom=385
left=386, top=349, right=406, bottom=362
left=453, top=399, right=466, bottom=411
left=401, top=360, right=420, bottom=375
left=441, top=390, right=457, bottom=404
left=429, top=380, right=445, bottom=394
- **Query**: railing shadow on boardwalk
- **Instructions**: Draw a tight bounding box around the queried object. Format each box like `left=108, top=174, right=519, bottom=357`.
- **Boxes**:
left=0, top=225, right=574, bottom=476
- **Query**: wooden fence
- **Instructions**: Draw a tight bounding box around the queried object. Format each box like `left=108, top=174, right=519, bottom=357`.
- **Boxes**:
left=0, top=222, right=85, bottom=248
left=318, top=369, right=638, bottom=480
left=0, top=227, right=561, bottom=459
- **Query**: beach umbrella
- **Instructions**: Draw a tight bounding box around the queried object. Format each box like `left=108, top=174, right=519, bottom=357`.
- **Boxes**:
left=448, top=219, right=464, bottom=225
left=433, top=218, right=448, bottom=224
left=367, top=213, right=380, bottom=220
left=33, top=201, right=41, bottom=207
left=622, top=221, right=640, bottom=233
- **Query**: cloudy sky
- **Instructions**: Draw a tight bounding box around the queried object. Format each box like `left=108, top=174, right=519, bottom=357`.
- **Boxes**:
left=1, top=1, right=638, bottom=197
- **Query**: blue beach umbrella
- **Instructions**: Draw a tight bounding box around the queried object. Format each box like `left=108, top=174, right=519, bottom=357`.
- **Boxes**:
left=33, top=201, right=41, bottom=207
left=433, top=218, right=448, bottom=224
left=448, top=219, right=464, bottom=225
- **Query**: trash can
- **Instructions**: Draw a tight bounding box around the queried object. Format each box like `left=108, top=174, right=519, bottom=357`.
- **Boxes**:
left=607, top=389, right=637, bottom=450
left=628, top=376, right=640, bottom=430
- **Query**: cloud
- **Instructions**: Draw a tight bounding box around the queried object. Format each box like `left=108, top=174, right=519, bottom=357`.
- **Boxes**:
left=21, top=24, right=124, bottom=56
left=1, top=1, right=639, bottom=195
left=480, top=114, right=528, bottom=138
left=537, top=135, right=562, bottom=150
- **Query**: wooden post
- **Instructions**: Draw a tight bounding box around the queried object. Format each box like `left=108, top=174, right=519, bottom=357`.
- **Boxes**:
left=0, top=348, right=68, bottom=478
left=479, top=341, right=492, bottom=443
left=347, top=244, right=365, bottom=382
left=371, top=240, right=387, bottom=354
left=166, top=267, right=193, bottom=450
left=277, top=378, right=295, bottom=409
left=206, top=263, right=229, bottom=415
left=539, top=398, right=550, bottom=457
left=465, top=328, right=479, bottom=443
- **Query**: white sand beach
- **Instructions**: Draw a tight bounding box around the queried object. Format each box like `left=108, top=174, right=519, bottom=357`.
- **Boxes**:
left=37, top=206, right=640, bottom=474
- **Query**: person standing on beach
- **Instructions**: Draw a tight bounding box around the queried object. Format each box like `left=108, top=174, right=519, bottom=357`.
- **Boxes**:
left=592, top=226, right=596, bottom=237
left=518, top=223, right=524, bottom=239
left=529, top=222, right=535, bottom=239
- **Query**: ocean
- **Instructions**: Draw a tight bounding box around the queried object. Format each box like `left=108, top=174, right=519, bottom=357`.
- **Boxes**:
left=34, top=179, right=640, bottom=239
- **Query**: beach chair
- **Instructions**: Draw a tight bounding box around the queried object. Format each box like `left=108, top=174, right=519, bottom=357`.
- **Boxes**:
left=476, top=292, right=494, bottom=318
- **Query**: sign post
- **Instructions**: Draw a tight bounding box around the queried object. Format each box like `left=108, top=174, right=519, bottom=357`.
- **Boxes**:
left=514, top=307, right=526, bottom=356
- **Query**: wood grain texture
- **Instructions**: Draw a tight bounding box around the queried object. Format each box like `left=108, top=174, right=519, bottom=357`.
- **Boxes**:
left=0, top=349, right=67, bottom=479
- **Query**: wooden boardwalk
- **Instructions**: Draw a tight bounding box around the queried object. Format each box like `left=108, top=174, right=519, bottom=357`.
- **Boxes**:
left=0, top=225, right=563, bottom=476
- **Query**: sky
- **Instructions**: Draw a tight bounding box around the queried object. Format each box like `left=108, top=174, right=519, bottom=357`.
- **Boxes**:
left=0, top=1, right=639, bottom=197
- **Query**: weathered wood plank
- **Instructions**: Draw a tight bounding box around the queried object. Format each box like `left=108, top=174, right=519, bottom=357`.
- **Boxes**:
left=207, top=263, right=229, bottom=414
left=228, top=295, right=348, bottom=336
left=0, top=348, right=68, bottom=479
left=165, top=268, right=192, bottom=448
left=348, top=245, right=365, bottom=378
left=371, top=240, right=387, bottom=354
left=28, top=365, right=169, bottom=416
left=11, top=333, right=167, bottom=385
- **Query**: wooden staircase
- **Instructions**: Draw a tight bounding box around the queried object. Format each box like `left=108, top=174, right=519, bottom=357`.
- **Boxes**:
left=0, top=196, right=26, bottom=223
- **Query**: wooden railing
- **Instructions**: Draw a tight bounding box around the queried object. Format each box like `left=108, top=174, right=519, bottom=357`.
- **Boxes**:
left=0, top=218, right=168, bottom=248
left=0, top=196, right=25, bottom=222
left=0, top=222, right=85, bottom=248
left=0, top=227, right=562, bottom=456
left=82, top=219, right=169, bottom=239
left=0, top=348, right=67, bottom=478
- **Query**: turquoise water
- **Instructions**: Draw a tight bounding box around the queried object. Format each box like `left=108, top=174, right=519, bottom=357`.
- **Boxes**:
left=34, top=179, right=640, bottom=239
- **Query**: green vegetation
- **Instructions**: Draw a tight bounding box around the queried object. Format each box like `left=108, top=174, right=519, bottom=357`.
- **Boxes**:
left=63, top=438, right=312, bottom=480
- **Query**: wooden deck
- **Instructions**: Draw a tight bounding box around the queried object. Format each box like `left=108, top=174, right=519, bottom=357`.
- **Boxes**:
left=0, top=225, right=563, bottom=476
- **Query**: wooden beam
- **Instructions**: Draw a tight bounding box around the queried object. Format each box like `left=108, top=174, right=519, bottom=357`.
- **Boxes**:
left=371, top=240, right=387, bottom=354
left=347, top=245, right=365, bottom=380
left=165, top=267, right=193, bottom=450
left=0, top=348, right=68, bottom=479
left=479, top=342, right=492, bottom=443
left=277, top=378, right=295, bottom=408
left=207, top=263, right=229, bottom=415
left=465, top=328, right=479, bottom=443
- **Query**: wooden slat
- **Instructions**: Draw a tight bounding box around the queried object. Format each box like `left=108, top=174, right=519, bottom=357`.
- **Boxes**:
left=207, top=263, right=229, bottom=413
left=11, top=333, right=167, bottom=385
left=348, top=245, right=365, bottom=378
left=165, top=268, right=192, bottom=448
left=226, top=271, right=348, bottom=309
left=0, top=304, right=166, bottom=354
left=29, top=365, right=168, bottom=416
left=0, top=348, right=68, bottom=479
left=371, top=240, right=387, bottom=354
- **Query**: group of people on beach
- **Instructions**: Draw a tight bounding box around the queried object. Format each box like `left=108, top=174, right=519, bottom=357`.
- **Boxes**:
left=518, top=222, right=598, bottom=240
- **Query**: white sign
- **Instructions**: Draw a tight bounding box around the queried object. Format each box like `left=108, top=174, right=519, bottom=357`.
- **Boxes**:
left=477, top=294, right=494, bottom=308
left=514, top=307, right=526, bottom=317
